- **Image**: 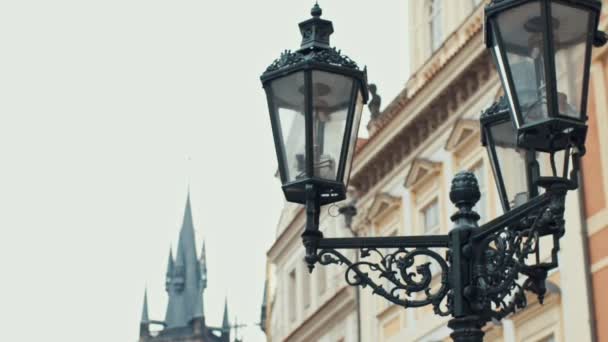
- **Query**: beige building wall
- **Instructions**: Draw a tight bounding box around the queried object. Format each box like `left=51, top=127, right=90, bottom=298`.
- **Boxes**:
left=264, top=1, right=608, bottom=341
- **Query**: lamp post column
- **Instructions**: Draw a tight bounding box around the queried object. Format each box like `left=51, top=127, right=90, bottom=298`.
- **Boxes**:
left=447, top=172, right=484, bottom=342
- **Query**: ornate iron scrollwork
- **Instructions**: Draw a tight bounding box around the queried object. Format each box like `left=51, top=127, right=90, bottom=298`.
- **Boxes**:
left=316, top=247, right=452, bottom=316
left=469, top=187, right=566, bottom=321
left=265, top=47, right=360, bottom=73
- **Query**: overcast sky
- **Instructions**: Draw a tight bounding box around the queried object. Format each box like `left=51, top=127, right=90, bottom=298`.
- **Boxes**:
left=0, top=1, right=408, bottom=341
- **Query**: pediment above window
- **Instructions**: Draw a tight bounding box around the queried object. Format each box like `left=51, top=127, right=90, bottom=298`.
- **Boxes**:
left=366, top=193, right=401, bottom=222
left=445, top=119, right=479, bottom=152
left=404, top=159, right=441, bottom=189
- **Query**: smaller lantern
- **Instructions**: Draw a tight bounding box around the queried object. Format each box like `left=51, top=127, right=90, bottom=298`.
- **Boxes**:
left=261, top=4, right=368, bottom=205
left=481, top=98, right=540, bottom=212
left=485, top=0, right=603, bottom=153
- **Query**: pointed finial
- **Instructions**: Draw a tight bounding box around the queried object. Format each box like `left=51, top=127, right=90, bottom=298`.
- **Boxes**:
left=311, top=2, right=322, bottom=17
left=166, top=247, right=175, bottom=275
left=141, top=289, right=150, bottom=323
left=222, top=297, right=230, bottom=329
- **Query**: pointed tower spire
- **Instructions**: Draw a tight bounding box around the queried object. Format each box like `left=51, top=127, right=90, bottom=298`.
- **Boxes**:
left=165, top=248, right=175, bottom=292
left=166, top=248, right=174, bottom=275
left=141, top=289, right=150, bottom=323
left=222, top=297, right=230, bottom=331
left=165, top=193, right=202, bottom=329
left=139, top=290, right=150, bottom=338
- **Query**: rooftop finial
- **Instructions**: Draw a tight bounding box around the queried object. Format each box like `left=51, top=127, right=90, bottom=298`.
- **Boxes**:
left=311, top=2, right=322, bottom=17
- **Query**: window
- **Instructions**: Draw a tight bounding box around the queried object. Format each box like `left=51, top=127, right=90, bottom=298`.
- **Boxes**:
left=421, top=199, right=441, bottom=274
left=288, top=270, right=296, bottom=322
left=317, top=264, right=326, bottom=295
left=302, top=268, right=311, bottom=309
left=429, top=0, right=443, bottom=52
left=422, top=199, right=440, bottom=234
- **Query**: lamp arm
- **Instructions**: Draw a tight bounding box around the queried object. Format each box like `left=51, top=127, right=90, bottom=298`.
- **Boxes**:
left=300, top=172, right=571, bottom=341
left=315, top=244, right=453, bottom=315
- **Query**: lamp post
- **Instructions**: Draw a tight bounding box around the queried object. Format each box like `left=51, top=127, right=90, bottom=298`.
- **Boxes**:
left=261, top=2, right=606, bottom=341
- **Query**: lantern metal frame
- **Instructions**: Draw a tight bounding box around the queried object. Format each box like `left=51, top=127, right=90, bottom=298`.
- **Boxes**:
left=481, top=97, right=541, bottom=213
left=261, top=4, right=369, bottom=206
left=262, top=2, right=606, bottom=342
left=484, top=0, right=603, bottom=153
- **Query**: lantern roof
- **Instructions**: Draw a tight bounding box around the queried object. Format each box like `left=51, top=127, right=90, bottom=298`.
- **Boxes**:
left=260, top=4, right=368, bottom=102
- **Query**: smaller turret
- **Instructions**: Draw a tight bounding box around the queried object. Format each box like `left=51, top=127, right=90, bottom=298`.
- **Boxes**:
left=139, top=290, right=150, bottom=340
left=221, top=298, right=230, bottom=341
left=165, top=248, right=174, bottom=292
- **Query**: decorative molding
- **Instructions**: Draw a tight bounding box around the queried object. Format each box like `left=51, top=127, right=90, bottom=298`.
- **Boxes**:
left=350, top=52, right=494, bottom=195
left=265, top=47, right=361, bottom=73
left=349, top=7, right=491, bottom=196
left=445, top=119, right=480, bottom=152
left=404, top=159, right=442, bottom=189
left=591, top=256, right=608, bottom=273
left=366, top=193, right=401, bottom=223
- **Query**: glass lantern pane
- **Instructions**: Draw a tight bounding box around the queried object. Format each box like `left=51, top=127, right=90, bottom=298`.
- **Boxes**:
left=342, top=90, right=364, bottom=185
left=488, top=120, right=530, bottom=211
left=270, top=72, right=306, bottom=183
left=495, top=1, right=549, bottom=127
left=311, top=71, right=354, bottom=181
left=538, top=147, right=573, bottom=179
left=551, top=2, right=592, bottom=119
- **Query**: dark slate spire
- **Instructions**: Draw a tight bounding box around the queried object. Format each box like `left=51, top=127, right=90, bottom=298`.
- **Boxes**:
left=164, top=194, right=206, bottom=330
left=165, top=248, right=174, bottom=292
left=166, top=248, right=174, bottom=276
left=140, top=290, right=150, bottom=338
left=222, top=298, right=230, bottom=331
left=141, top=289, right=149, bottom=323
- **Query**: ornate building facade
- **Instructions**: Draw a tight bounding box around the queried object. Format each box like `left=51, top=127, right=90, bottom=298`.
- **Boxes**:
left=263, top=0, right=608, bottom=341
left=139, top=195, right=232, bottom=342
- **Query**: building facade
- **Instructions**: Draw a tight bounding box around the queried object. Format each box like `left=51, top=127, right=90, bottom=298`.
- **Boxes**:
left=263, top=1, right=608, bottom=341
left=139, top=195, right=232, bottom=342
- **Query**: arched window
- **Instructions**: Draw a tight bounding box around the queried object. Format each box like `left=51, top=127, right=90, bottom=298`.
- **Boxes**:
left=429, top=0, right=443, bottom=52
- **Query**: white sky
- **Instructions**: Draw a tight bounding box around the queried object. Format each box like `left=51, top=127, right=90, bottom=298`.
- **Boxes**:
left=0, top=1, right=408, bottom=341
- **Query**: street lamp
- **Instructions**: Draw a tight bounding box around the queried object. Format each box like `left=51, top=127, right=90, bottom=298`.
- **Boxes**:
left=480, top=97, right=540, bottom=212
left=485, top=0, right=604, bottom=152
left=260, top=3, right=368, bottom=207
left=261, top=2, right=605, bottom=342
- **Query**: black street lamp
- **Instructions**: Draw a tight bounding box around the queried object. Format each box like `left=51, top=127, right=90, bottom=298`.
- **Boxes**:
left=262, top=2, right=606, bottom=342
left=480, top=98, right=539, bottom=212
left=485, top=0, right=605, bottom=152
left=261, top=3, right=368, bottom=207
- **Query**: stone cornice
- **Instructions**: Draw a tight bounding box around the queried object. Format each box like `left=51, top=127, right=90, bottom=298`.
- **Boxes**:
left=361, top=8, right=484, bottom=141
left=349, top=12, right=492, bottom=196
